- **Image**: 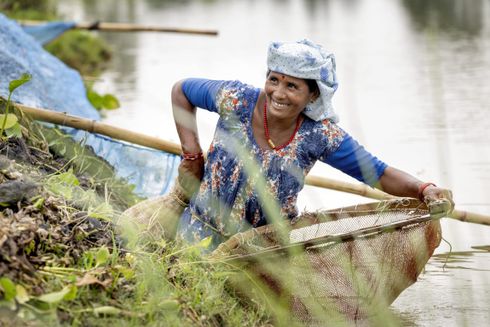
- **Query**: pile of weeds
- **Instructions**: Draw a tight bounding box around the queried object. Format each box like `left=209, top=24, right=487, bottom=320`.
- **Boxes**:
left=0, top=100, right=271, bottom=326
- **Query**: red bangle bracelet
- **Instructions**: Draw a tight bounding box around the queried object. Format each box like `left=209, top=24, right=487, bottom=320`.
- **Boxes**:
left=418, top=182, right=436, bottom=201
left=181, top=152, right=203, bottom=161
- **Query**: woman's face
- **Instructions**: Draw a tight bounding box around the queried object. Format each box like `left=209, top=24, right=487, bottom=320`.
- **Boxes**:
left=264, top=71, right=316, bottom=121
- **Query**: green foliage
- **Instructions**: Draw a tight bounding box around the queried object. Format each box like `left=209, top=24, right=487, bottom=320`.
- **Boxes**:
left=9, top=73, right=32, bottom=93
left=0, top=73, right=31, bottom=139
left=1, top=0, right=57, bottom=20
left=36, top=285, right=77, bottom=306
left=95, top=246, right=110, bottom=267
left=44, top=30, right=112, bottom=77
left=87, top=87, right=120, bottom=111
left=0, top=277, right=17, bottom=301
left=45, top=169, right=80, bottom=200
left=40, top=126, right=141, bottom=209
left=0, top=114, right=18, bottom=130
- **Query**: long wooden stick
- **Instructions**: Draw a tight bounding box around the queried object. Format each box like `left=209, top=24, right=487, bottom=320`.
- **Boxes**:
left=10, top=102, right=490, bottom=226
left=19, top=20, right=218, bottom=36
left=13, top=102, right=182, bottom=155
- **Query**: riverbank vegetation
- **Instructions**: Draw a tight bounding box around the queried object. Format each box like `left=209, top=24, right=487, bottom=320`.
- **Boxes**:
left=0, top=81, right=272, bottom=326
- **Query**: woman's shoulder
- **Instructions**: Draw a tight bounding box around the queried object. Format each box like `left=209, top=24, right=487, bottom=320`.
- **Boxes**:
left=216, top=80, right=260, bottom=113
left=217, top=80, right=260, bottom=98
left=300, top=118, right=346, bottom=154
left=310, top=118, right=345, bottom=138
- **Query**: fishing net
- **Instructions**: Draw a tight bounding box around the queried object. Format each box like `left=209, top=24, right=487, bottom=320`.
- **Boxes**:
left=119, top=179, right=189, bottom=242
left=211, top=198, right=443, bottom=325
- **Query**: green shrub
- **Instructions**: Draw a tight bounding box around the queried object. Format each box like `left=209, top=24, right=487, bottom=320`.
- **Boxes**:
left=45, top=30, right=112, bottom=77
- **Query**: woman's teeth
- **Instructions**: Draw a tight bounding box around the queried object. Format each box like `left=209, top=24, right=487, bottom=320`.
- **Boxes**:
left=272, top=100, right=288, bottom=109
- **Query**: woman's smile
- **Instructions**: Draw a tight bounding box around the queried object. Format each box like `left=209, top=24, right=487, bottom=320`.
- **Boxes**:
left=271, top=99, right=290, bottom=110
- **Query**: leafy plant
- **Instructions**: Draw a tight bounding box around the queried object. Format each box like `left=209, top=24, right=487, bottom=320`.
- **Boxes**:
left=86, top=86, right=120, bottom=111
left=0, top=73, right=31, bottom=139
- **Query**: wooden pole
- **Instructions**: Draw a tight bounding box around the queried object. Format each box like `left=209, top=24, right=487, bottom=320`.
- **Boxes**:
left=305, top=175, right=394, bottom=201
left=19, top=20, right=218, bottom=36
left=12, top=102, right=182, bottom=155
left=10, top=102, right=490, bottom=226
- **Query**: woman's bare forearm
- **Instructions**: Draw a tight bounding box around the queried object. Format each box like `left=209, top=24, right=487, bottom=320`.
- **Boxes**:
left=378, top=166, right=454, bottom=209
left=171, top=80, right=202, bottom=154
left=377, top=166, right=421, bottom=198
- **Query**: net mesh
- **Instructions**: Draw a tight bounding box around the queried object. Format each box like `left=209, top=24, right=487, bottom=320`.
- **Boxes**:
left=212, top=199, right=442, bottom=324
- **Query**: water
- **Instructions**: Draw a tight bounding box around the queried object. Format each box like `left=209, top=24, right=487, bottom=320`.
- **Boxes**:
left=55, top=0, right=490, bottom=324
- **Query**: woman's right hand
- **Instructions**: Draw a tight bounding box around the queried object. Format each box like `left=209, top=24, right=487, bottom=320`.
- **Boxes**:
left=177, top=156, right=205, bottom=200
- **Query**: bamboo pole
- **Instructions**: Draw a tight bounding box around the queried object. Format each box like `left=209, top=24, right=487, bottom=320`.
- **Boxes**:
left=19, top=20, right=218, bottom=36
left=305, top=174, right=395, bottom=201
left=10, top=102, right=490, bottom=226
left=12, top=102, right=182, bottom=155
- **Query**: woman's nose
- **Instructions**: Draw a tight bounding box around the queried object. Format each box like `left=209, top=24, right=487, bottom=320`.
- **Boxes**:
left=273, top=85, right=287, bottom=99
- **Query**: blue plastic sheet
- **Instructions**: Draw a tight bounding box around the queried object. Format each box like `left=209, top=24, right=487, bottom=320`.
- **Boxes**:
left=21, top=21, right=76, bottom=45
left=0, top=14, right=179, bottom=197
left=64, top=127, right=179, bottom=196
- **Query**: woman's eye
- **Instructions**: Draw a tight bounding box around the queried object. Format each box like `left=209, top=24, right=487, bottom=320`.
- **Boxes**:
left=288, top=83, right=297, bottom=89
left=269, top=77, right=278, bottom=83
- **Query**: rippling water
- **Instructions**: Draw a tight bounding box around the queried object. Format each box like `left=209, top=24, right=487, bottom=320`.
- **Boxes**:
left=55, top=0, right=490, bottom=324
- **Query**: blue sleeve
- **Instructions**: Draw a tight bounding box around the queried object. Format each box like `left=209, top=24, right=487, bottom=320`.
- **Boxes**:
left=323, top=134, right=388, bottom=186
left=181, top=78, right=226, bottom=113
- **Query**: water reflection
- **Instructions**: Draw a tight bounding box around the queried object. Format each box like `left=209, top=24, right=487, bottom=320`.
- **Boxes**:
left=303, top=0, right=333, bottom=16
left=401, top=0, right=485, bottom=36
left=145, top=0, right=217, bottom=9
left=68, top=0, right=139, bottom=100
left=393, top=250, right=490, bottom=326
left=145, top=0, right=191, bottom=9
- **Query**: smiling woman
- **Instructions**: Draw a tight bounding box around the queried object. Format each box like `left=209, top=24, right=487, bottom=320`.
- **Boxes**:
left=158, top=39, right=455, bottom=250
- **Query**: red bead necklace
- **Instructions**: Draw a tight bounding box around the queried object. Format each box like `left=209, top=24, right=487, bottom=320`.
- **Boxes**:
left=263, top=101, right=301, bottom=150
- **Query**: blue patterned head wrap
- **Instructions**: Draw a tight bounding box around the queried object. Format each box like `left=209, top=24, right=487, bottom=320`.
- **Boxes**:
left=267, top=39, right=339, bottom=122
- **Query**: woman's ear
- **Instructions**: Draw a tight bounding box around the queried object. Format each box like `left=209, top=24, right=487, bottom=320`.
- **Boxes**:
left=310, top=90, right=320, bottom=103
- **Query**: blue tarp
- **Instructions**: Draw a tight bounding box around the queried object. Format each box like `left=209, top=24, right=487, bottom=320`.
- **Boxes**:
left=0, top=14, right=179, bottom=197
left=21, top=21, right=76, bottom=45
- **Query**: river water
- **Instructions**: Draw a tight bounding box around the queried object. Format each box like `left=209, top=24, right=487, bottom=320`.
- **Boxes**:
left=55, top=0, right=490, bottom=325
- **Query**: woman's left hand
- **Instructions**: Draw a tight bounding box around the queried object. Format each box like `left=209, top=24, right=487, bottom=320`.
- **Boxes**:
left=177, top=156, right=205, bottom=200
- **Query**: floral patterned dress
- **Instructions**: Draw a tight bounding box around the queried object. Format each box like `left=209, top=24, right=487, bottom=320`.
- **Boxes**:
left=176, top=79, right=387, bottom=249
